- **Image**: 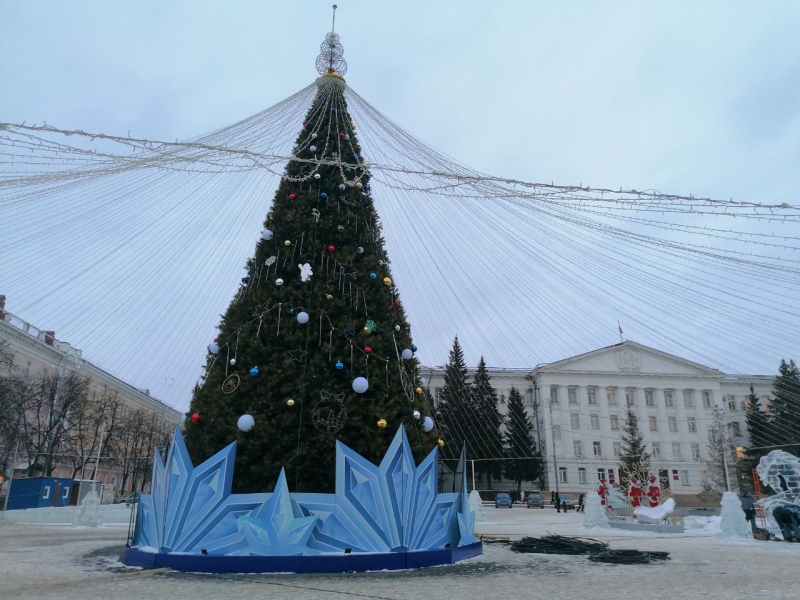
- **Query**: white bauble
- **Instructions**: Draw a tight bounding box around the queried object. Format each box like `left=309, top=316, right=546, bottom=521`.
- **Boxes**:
left=419, top=377, right=427, bottom=386
left=261, top=229, right=273, bottom=241
left=394, top=325, right=401, bottom=332
left=309, top=145, right=317, bottom=152
left=423, top=416, right=434, bottom=432
left=311, top=133, right=318, bottom=139
left=352, top=377, right=369, bottom=394
left=413, top=410, right=421, bottom=420
left=237, top=414, right=255, bottom=432
left=297, top=311, right=309, bottom=324
left=230, top=358, right=236, bottom=366
left=314, top=173, right=321, bottom=180
left=208, top=342, right=219, bottom=355
left=401, top=349, right=413, bottom=360
left=275, top=278, right=284, bottom=286
left=338, top=183, right=346, bottom=190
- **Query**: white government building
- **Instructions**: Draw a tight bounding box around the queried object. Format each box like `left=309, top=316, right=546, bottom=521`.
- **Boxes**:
left=422, top=341, right=773, bottom=497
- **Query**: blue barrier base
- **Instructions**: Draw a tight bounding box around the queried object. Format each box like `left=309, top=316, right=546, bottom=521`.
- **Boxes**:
left=124, top=541, right=483, bottom=574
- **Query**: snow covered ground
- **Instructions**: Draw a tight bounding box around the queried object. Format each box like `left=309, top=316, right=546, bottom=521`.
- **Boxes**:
left=2, top=506, right=799, bottom=600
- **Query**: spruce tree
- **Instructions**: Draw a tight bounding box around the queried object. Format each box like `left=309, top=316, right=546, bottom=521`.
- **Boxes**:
left=503, top=387, right=542, bottom=490
left=470, top=357, right=503, bottom=488
left=184, top=76, right=435, bottom=493
left=744, top=385, right=770, bottom=468
left=618, top=405, right=650, bottom=488
left=770, top=359, right=800, bottom=454
left=436, top=337, right=471, bottom=462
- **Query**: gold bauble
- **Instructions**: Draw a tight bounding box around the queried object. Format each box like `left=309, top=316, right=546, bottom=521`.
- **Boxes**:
left=383, top=277, right=392, bottom=287
left=377, top=418, right=387, bottom=429
left=284, top=240, right=291, bottom=246
left=286, top=399, right=295, bottom=406
left=437, top=438, right=445, bottom=448
left=415, top=387, right=423, bottom=395
left=363, top=326, right=371, bottom=333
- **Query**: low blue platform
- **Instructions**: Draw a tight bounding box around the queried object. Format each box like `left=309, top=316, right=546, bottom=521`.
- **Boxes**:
left=124, top=541, right=483, bottom=574
left=124, top=426, right=481, bottom=573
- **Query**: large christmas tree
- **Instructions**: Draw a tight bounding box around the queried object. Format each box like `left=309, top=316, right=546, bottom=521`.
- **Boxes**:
left=184, top=35, right=435, bottom=493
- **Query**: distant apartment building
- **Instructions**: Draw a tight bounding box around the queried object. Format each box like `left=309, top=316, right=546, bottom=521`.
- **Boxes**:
left=423, top=341, right=773, bottom=497
left=1, top=295, right=182, bottom=496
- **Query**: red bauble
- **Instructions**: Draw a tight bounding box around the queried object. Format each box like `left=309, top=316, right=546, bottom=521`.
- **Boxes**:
left=370, top=211, right=376, bottom=217
left=303, top=120, right=308, bottom=126
left=394, top=301, right=401, bottom=308
left=289, top=193, right=296, bottom=200
left=339, top=132, right=345, bottom=138
left=191, top=413, right=200, bottom=423
left=364, top=346, right=372, bottom=354
left=327, top=245, right=335, bottom=252
left=213, top=337, right=218, bottom=342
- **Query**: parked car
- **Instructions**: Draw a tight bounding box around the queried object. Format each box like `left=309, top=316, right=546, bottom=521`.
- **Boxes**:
left=526, top=492, right=544, bottom=509
left=495, top=492, right=513, bottom=509
left=606, top=494, right=631, bottom=516
left=115, top=492, right=140, bottom=505
left=558, top=494, right=576, bottom=510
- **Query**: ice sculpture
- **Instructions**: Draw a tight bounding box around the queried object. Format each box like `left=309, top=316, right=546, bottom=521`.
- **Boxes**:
left=468, top=490, right=486, bottom=523
left=718, top=491, right=751, bottom=538
left=583, top=491, right=609, bottom=529
left=74, top=483, right=101, bottom=528
left=633, top=497, right=675, bottom=524
left=755, top=450, right=800, bottom=538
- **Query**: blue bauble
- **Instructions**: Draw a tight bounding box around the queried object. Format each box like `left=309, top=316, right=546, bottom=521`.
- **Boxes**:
left=352, top=153, right=359, bottom=160
left=249, top=367, right=259, bottom=377
left=411, top=344, right=418, bottom=352
left=321, top=192, right=328, bottom=199
left=335, top=361, right=344, bottom=370
left=331, top=107, right=337, bottom=113
left=369, top=272, right=377, bottom=279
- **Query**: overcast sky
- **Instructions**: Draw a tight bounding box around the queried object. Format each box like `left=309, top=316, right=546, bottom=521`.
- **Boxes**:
left=2, top=1, right=798, bottom=410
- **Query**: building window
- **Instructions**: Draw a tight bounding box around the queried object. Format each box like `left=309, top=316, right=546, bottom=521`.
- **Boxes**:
left=683, top=389, right=694, bottom=407
left=664, top=390, right=674, bottom=407
left=687, top=417, right=697, bottom=433
left=613, top=442, right=622, bottom=457
left=499, top=392, right=506, bottom=404
left=672, top=443, right=681, bottom=459
left=668, top=416, right=678, bottom=432
left=568, top=387, right=578, bottom=404
left=740, top=400, right=747, bottom=412
left=593, top=441, right=602, bottom=456
left=552, top=425, right=561, bottom=440
left=434, top=388, right=442, bottom=404
left=702, top=390, right=712, bottom=408
left=588, top=388, right=597, bottom=405
left=42, top=486, right=51, bottom=499
left=680, top=470, right=690, bottom=486
left=559, top=467, right=568, bottom=483
left=610, top=415, right=619, bottom=430
left=651, top=443, right=661, bottom=459
left=731, top=421, right=741, bottom=437
left=550, top=386, right=559, bottom=404
left=62, top=486, right=70, bottom=499
left=625, top=388, right=635, bottom=406
left=726, top=395, right=736, bottom=411
left=649, top=416, right=658, bottom=431
left=525, top=389, right=534, bottom=406
left=24, top=361, right=32, bottom=379
left=578, top=468, right=587, bottom=484
left=597, top=468, right=606, bottom=481
left=691, top=443, right=701, bottom=461
left=573, top=441, right=583, bottom=457
left=645, top=389, right=655, bottom=407
left=736, top=446, right=746, bottom=460
left=570, top=412, right=580, bottom=429
left=590, top=413, right=600, bottom=429
left=606, top=388, right=617, bottom=405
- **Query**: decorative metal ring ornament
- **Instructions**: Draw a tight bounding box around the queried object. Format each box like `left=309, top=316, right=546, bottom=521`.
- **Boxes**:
left=312, top=395, right=348, bottom=434
left=221, top=373, right=240, bottom=395
left=316, top=31, right=348, bottom=76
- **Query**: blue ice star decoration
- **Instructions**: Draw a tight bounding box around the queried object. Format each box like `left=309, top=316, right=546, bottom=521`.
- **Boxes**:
left=232, top=470, right=318, bottom=556
left=131, top=425, right=476, bottom=557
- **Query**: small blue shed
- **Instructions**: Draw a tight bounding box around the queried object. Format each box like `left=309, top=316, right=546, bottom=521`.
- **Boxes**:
left=6, top=477, right=74, bottom=510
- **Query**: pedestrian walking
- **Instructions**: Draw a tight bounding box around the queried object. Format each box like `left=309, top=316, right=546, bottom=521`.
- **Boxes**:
left=577, top=493, right=586, bottom=513
left=555, top=492, right=561, bottom=513
left=740, top=489, right=757, bottom=534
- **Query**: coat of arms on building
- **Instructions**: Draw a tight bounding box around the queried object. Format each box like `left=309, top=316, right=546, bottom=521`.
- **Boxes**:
left=616, top=347, right=642, bottom=372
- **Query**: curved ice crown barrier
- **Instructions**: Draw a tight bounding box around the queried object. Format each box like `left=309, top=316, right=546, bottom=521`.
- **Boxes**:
left=131, top=426, right=477, bottom=556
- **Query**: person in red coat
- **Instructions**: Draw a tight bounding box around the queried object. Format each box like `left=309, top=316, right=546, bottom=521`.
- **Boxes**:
left=646, top=475, right=661, bottom=508
left=629, top=478, right=644, bottom=508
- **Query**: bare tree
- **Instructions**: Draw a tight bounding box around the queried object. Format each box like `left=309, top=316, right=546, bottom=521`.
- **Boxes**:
left=19, top=371, right=89, bottom=477
left=64, top=388, right=123, bottom=480
left=0, top=340, right=25, bottom=476
left=707, top=406, right=738, bottom=493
